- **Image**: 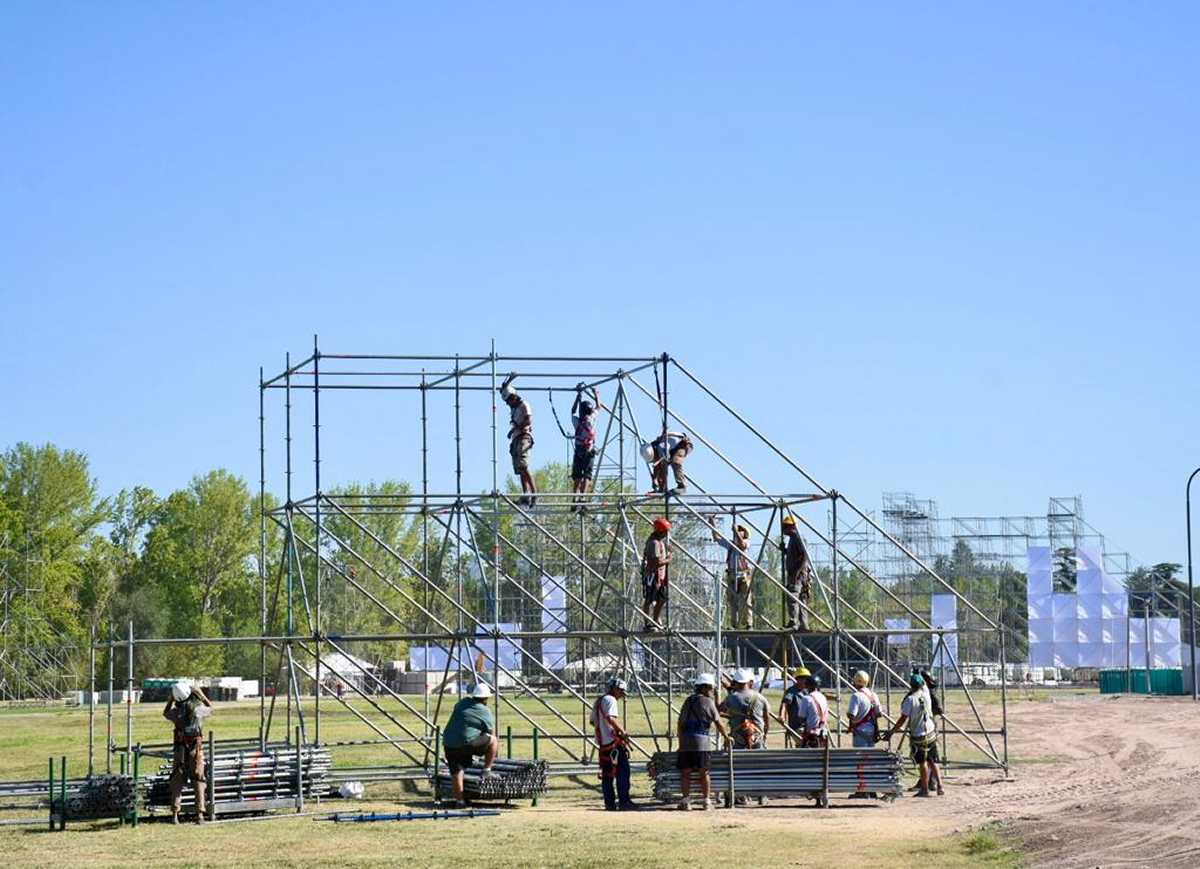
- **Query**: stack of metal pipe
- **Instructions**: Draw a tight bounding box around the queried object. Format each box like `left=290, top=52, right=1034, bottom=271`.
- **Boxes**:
left=648, top=748, right=902, bottom=801
left=143, top=744, right=332, bottom=814
left=433, top=759, right=549, bottom=801
left=59, top=775, right=137, bottom=819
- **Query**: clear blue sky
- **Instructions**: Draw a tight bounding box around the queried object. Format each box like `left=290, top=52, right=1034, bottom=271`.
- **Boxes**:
left=2, top=4, right=1196, bottom=565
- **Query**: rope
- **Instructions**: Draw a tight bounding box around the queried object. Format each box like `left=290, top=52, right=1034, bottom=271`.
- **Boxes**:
left=546, top=390, right=573, bottom=440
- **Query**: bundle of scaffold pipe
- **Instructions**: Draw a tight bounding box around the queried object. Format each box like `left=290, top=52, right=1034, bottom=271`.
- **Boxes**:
left=143, top=745, right=332, bottom=813
left=321, top=809, right=501, bottom=823
left=647, top=748, right=903, bottom=801
left=432, top=759, right=549, bottom=801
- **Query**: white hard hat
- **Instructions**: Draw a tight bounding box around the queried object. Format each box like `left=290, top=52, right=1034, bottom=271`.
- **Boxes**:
left=639, top=443, right=656, bottom=463
left=694, top=673, right=716, bottom=688
left=607, top=676, right=628, bottom=692
left=469, top=683, right=493, bottom=699
left=171, top=681, right=191, bottom=702
left=730, top=668, right=753, bottom=685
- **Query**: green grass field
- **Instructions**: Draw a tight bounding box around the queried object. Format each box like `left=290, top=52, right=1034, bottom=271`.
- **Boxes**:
left=0, top=690, right=1042, bottom=867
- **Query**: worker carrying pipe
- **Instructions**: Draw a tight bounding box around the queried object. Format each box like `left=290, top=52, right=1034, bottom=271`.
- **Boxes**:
left=163, top=680, right=212, bottom=824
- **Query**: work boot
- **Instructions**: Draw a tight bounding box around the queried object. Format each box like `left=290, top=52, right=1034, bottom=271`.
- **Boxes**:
left=171, top=813, right=180, bottom=825
left=617, top=802, right=640, bottom=811
left=735, top=795, right=749, bottom=807
left=196, top=813, right=206, bottom=824
left=677, top=799, right=692, bottom=811
left=701, top=799, right=713, bottom=811
left=916, top=788, right=932, bottom=798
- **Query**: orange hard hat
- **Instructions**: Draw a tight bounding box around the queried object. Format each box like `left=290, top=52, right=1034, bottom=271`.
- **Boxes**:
left=653, top=517, right=672, bottom=533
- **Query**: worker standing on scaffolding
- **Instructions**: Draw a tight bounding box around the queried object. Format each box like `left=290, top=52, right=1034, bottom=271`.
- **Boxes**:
left=640, top=517, right=672, bottom=631
left=712, top=518, right=753, bottom=629
left=782, top=515, right=813, bottom=631
left=500, top=373, right=536, bottom=506
left=648, top=430, right=692, bottom=495
left=163, top=680, right=212, bottom=824
left=570, top=383, right=601, bottom=511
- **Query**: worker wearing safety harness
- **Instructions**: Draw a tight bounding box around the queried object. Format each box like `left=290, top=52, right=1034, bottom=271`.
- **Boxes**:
left=847, top=670, right=882, bottom=748
left=499, top=373, right=537, bottom=507
left=569, top=384, right=602, bottom=510
left=779, top=666, right=811, bottom=747
left=883, top=673, right=943, bottom=797
left=640, top=518, right=672, bottom=632
left=591, top=677, right=637, bottom=811
left=163, top=680, right=212, bottom=824
left=796, top=673, right=830, bottom=748
left=719, top=668, right=769, bottom=750
left=648, top=430, right=692, bottom=495
left=712, top=518, right=753, bottom=629
left=781, top=515, right=813, bottom=631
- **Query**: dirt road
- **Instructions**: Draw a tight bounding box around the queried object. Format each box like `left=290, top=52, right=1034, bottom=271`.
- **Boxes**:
left=913, top=693, right=1200, bottom=868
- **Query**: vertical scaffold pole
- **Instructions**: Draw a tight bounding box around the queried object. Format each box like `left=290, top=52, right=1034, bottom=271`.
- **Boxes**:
left=999, top=609, right=1009, bottom=774
left=88, top=624, right=95, bottom=777
left=455, top=355, right=464, bottom=692
left=832, top=493, right=842, bottom=747
left=661, top=352, right=672, bottom=749
left=259, top=367, right=267, bottom=750
left=285, top=352, right=294, bottom=742
left=126, top=620, right=134, bottom=761
left=312, top=334, right=322, bottom=747
left=491, top=341, right=501, bottom=734
left=421, top=370, right=430, bottom=755
left=106, top=631, right=113, bottom=773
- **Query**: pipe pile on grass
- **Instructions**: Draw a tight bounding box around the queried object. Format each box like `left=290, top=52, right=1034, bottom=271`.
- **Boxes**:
left=647, top=748, right=902, bottom=801
left=432, top=759, right=549, bottom=801
left=143, top=744, right=332, bottom=813
left=59, top=775, right=137, bottom=819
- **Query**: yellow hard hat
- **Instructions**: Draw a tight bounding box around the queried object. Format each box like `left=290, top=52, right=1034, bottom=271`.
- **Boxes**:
left=793, top=666, right=811, bottom=678
left=781, top=515, right=797, bottom=527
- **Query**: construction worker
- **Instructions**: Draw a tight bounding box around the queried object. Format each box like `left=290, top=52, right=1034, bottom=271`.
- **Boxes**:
left=570, top=384, right=601, bottom=510
left=640, top=518, right=672, bottom=631
left=499, top=373, right=536, bottom=506
left=719, top=668, right=770, bottom=805
left=883, top=673, right=942, bottom=797
left=779, top=666, right=811, bottom=747
left=163, top=680, right=212, bottom=824
left=847, top=670, right=882, bottom=748
left=675, top=673, right=728, bottom=810
left=781, top=515, right=813, bottom=631
left=591, top=677, right=637, bottom=810
left=712, top=519, right=753, bottom=629
left=442, top=683, right=498, bottom=807
left=797, top=673, right=830, bottom=747
left=648, top=430, right=693, bottom=495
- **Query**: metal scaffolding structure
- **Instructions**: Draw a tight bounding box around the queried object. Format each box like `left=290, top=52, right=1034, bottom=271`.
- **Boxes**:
left=88, top=342, right=1010, bottom=780
left=0, top=536, right=79, bottom=702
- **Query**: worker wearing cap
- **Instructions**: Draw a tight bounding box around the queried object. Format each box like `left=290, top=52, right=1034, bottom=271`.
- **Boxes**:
left=442, top=683, right=498, bottom=807
left=649, top=430, right=693, bottom=495
left=797, top=674, right=830, bottom=748
left=163, top=680, right=212, bottom=824
left=569, top=384, right=603, bottom=510
left=499, top=373, right=536, bottom=507
left=847, top=670, right=882, bottom=748
left=675, top=673, right=728, bottom=810
left=591, top=677, right=636, bottom=810
left=712, top=519, right=753, bottom=629
left=883, top=673, right=942, bottom=797
left=640, top=518, right=672, bottom=631
left=779, top=667, right=811, bottom=747
left=781, top=515, right=813, bottom=631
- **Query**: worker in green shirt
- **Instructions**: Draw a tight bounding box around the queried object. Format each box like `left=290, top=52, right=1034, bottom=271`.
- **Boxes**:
left=443, top=683, right=498, bottom=806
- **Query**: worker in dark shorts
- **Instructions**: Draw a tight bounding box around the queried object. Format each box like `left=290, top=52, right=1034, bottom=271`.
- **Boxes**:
left=442, top=683, right=498, bottom=807
left=782, top=514, right=813, bottom=630
left=640, top=517, right=672, bottom=631
left=649, top=430, right=693, bottom=495
left=884, top=673, right=942, bottom=797
left=779, top=666, right=810, bottom=747
left=570, top=384, right=602, bottom=510
left=676, top=673, right=728, bottom=810
left=500, top=373, right=536, bottom=507
left=163, top=680, right=212, bottom=824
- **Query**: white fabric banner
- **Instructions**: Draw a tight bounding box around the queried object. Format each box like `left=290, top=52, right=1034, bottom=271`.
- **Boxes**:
left=931, top=594, right=957, bottom=670
left=541, top=575, right=568, bottom=670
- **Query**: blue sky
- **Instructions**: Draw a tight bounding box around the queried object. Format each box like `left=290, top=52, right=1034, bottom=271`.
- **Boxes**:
left=2, top=4, right=1197, bottom=565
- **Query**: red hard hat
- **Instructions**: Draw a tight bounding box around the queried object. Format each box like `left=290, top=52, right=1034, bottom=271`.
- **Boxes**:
left=653, top=517, right=672, bottom=533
